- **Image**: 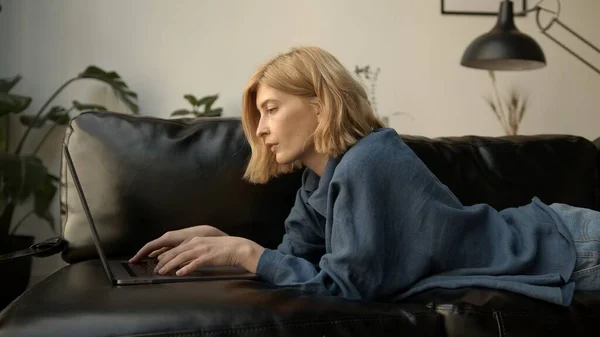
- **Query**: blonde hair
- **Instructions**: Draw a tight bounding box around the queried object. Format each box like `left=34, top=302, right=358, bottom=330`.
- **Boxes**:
left=242, top=46, right=385, bottom=184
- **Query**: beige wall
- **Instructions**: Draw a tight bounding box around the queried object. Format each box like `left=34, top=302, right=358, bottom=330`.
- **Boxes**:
left=1, top=0, right=599, bottom=283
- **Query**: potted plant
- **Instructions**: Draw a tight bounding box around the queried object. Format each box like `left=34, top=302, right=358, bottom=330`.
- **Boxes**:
left=484, top=71, right=529, bottom=136
left=0, top=66, right=138, bottom=308
left=170, top=94, right=223, bottom=118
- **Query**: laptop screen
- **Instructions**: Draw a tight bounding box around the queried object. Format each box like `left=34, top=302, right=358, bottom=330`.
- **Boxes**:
left=63, top=143, right=116, bottom=285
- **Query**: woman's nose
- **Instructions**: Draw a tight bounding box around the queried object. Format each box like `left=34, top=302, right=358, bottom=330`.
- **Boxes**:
left=256, top=119, right=268, bottom=138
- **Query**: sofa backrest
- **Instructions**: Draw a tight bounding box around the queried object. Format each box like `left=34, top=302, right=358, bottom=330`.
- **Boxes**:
left=60, top=112, right=599, bottom=263
left=401, top=134, right=599, bottom=212
left=60, top=112, right=303, bottom=263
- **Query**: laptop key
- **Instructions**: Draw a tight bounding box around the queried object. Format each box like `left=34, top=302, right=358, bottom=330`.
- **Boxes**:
left=125, top=261, right=159, bottom=277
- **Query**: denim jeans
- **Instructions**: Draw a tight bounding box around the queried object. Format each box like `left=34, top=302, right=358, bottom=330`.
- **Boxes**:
left=549, top=203, right=600, bottom=290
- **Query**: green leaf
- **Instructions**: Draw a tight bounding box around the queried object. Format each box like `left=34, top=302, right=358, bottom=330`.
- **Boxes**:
left=0, top=165, right=7, bottom=215
left=0, top=187, right=6, bottom=217
left=0, top=92, right=32, bottom=117
left=0, top=116, right=6, bottom=151
left=0, top=154, right=48, bottom=205
left=20, top=114, right=46, bottom=128
left=0, top=158, right=58, bottom=234
left=197, top=94, right=219, bottom=110
left=33, top=174, right=57, bottom=233
left=20, top=156, right=48, bottom=203
left=199, top=108, right=223, bottom=117
left=47, top=106, right=71, bottom=125
left=0, top=152, right=18, bottom=205
left=21, top=106, right=70, bottom=128
left=0, top=75, right=22, bottom=93
left=183, top=94, right=199, bottom=107
left=170, top=109, right=192, bottom=117
left=72, top=100, right=107, bottom=112
left=78, top=66, right=139, bottom=114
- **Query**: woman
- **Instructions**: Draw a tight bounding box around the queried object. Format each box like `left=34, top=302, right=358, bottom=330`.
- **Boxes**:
left=130, top=46, right=600, bottom=306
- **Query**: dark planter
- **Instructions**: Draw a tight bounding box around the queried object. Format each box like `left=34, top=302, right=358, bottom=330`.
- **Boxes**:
left=0, top=234, right=34, bottom=310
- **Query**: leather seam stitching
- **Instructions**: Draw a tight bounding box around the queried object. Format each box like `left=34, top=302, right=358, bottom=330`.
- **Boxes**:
left=119, top=314, right=430, bottom=337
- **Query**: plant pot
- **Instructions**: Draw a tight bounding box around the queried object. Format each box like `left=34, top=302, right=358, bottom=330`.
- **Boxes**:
left=0, top=234, right=34, bottom=310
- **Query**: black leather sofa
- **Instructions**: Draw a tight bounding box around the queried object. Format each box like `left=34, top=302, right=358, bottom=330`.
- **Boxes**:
left=1, top=111, right=599, bottom=337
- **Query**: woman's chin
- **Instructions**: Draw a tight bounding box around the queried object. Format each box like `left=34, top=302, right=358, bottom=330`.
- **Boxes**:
left=274, top=156, right=287, bottom=165
left=274, top=153, right=293, bottom=165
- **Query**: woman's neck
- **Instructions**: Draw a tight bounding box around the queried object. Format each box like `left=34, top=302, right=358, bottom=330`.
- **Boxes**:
left=302, top=152, right=329, bottom=176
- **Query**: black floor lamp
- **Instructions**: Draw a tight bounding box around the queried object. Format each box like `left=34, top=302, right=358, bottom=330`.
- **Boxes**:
left=461, top=0, right=600, bottom=75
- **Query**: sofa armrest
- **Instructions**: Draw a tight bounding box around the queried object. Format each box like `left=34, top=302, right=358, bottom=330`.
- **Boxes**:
left=0, top=260, right=436, bottom=337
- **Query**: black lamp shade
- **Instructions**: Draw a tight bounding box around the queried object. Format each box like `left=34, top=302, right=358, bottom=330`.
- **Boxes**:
left=461, top=1, right=547, bottom=71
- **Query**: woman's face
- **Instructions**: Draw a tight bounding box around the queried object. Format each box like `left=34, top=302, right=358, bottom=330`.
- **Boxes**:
left=255, top=84, right=320, bottom=166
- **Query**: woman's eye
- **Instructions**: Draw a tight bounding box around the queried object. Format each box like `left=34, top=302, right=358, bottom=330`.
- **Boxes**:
left=267, top=107, right=277, bottom=114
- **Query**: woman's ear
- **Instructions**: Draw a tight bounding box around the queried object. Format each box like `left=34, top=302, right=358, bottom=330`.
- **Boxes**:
left=311, top=98, right=322, bottom=117
left=314, top=106, right=323, bottom=122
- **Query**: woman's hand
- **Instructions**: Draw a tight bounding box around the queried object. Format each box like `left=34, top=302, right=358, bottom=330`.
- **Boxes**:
left=153, top=236, right=265, bottom=275
left=129, top=225, right=228, bottom=263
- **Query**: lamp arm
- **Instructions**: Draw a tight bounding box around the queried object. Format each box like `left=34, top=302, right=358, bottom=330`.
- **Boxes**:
left=534, top=7, right=559, bottom=31
left=527, top=0, right=600, bottom=75
left=523, top=0, right=558, bottom=15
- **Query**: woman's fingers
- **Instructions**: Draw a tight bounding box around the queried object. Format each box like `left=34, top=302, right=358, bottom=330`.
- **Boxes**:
left=154, top=241, right=188, bottom=272
left=129, top=232, right=181, bottom=263
left=152, top=236, right=245, bottom=276
left=129, top=240, right=162, bottom=263
left=176, top=257, right=208, bottom=276
left=129, top=227, right=225, bottom=264
left=155, top=236, right=196, bottom=260
left=148, top=247, right=170, bottom=258
left=178, top=259, right=193, bottom=268
left=157, top=249, right=200, bottom=275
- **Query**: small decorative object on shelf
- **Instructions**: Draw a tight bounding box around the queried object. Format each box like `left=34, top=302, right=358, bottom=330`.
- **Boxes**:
left=484, top=71, right=528, bottom=136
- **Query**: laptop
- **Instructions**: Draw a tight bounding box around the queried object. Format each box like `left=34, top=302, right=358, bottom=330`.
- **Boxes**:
left=63, top=144, right=259, bottom=285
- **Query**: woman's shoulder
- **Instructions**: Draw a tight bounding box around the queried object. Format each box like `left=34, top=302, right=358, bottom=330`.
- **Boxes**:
left=332, top=128, right=417, bottom=179
left=340, top=128, right=411, bottom=164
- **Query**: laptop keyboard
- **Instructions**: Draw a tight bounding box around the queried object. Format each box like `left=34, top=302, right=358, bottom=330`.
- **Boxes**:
left=125, top=260, right=158, bottom=277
